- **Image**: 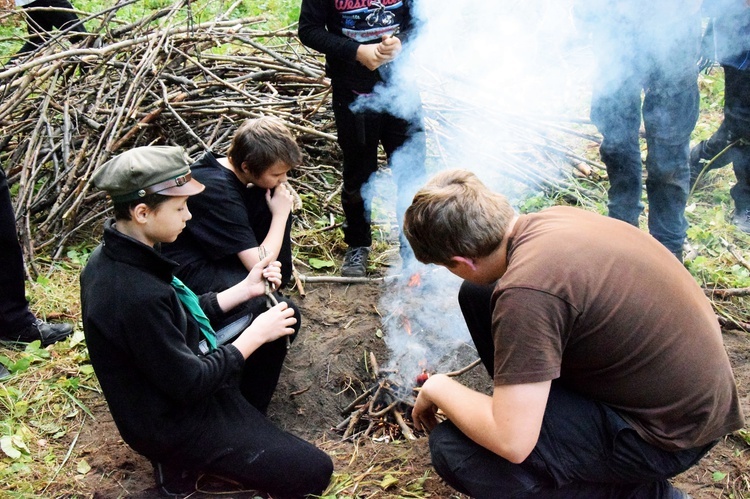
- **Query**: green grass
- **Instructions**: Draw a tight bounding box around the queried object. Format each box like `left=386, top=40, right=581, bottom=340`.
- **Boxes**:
left=0, top=0, right=301, bottom=57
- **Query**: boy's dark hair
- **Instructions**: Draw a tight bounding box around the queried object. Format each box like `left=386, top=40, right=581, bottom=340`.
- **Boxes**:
left=227, top=117, right=303, bottom=178
left=112, top=193, right=170, bottom=221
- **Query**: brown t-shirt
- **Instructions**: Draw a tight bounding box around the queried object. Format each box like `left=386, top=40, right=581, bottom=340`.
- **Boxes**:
left=492, top=206, right=744, bottom=451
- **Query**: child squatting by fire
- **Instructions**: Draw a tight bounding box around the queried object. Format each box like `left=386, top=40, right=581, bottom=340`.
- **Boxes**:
left=402, top=169, right=744, bottom=498
left=80, top=146, right=332, bottom=497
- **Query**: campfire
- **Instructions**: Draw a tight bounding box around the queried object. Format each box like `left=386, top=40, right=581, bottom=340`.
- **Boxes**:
left=335, top=352, right=420, bottom=442
left=334, top=351, right=482, bottom=442
left=333, top=265, right=482, bottom=442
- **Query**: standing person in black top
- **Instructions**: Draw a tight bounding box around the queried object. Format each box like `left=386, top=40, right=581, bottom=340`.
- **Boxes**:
left=0, top=166, right=73, bottom=347
left=162, top=117, right=301, bottom=338
left=81, top=145, right=333, bottom=497
left=298, top=0, right=427, bottom=277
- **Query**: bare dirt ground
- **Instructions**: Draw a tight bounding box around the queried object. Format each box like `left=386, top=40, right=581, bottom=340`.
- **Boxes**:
left=71, top=277, right=750, bottom=498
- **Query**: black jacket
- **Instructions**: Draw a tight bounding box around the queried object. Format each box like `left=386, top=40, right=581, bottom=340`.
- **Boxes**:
left=80, top=219, right=245, bottom=460
left=298, top=0, right=417, bottom=92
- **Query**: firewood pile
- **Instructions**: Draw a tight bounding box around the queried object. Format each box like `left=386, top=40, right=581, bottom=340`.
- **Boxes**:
left=1, top=2, right=604, bottom=272
left=0, top=3, right=337, bottom=263
left=334, top=351, right=482, bottom=443
left=335, top=352, right=421, bottom=442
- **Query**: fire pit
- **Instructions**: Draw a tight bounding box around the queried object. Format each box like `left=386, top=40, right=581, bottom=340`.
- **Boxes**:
left=334, top=352, right=481, bottom=442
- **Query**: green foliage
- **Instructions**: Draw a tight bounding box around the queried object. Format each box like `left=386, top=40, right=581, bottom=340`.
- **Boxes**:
left=0, top=0, right=300, bottom=58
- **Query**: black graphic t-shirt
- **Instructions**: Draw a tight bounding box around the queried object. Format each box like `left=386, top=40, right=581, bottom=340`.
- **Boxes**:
left=299, top=0, right=416, bottom=91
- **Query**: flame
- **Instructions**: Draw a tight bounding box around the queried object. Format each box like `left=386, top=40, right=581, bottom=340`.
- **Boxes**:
left=403, top=316, right=412, bottom=335
left=407, top=272, right=421, bottom=288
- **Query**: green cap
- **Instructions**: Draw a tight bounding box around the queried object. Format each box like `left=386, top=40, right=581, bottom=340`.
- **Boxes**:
left=92, top=146, right=205, bottom=203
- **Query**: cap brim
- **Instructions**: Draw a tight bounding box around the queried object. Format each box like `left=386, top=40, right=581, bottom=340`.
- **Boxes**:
left=158, top=178, right=205, bottom=197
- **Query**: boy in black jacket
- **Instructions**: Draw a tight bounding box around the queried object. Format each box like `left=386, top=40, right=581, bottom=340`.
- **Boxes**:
left=80, top=146, right=332, bottom=497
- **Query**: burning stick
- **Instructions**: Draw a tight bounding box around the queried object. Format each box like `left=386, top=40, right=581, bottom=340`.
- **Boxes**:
left=393, top=410, right=416, bottom=441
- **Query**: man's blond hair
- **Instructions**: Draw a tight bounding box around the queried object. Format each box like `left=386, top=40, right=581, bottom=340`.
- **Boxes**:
left=403, top=169, right=515, bottom=266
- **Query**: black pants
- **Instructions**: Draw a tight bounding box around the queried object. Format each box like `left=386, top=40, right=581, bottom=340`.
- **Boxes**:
left=429, top=281, right=715, bottom=498
left=16, top=0, right=87, bottom=56
left=0, top=168, right=35, bottom=334
left=694, top=66, right=750, bottom=210
left=331, top=84, right=426, bottom=248
left=161, top=384, right=333, bottom=498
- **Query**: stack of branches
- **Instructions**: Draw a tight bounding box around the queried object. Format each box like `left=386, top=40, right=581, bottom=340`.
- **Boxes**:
left=0, top=0, right=607, bottom=273
left=0, top=0, right=337, bottom=266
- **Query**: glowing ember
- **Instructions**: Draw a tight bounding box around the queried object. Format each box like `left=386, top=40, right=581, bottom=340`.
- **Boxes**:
left=407, top=272, right=421, bottom=288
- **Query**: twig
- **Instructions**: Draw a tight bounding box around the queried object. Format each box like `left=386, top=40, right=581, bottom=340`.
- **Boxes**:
left=445, top=358, right=482, bottom=377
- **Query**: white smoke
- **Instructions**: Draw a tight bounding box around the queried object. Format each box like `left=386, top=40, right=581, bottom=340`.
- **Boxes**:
left=354, top=0, right=594, bottom=388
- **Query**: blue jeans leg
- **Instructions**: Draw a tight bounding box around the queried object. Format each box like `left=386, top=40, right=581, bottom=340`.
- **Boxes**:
left=591, top=77, right=645, bottom=228
left=642, top=74, right=698, bottom=255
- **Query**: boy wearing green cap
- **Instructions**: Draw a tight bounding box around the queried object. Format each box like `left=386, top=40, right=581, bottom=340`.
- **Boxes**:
left=80, top=146, right=332, bottom=497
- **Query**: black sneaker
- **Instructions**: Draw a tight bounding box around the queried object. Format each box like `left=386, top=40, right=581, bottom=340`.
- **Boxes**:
left=732, top=208, right=750, bottom=234
left=1, top=319, right=73, bottom=346
left=342, top=246, right=370, bottom=277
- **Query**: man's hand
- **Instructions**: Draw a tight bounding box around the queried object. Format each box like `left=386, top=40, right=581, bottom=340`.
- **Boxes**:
left=412, top=374, right=446, bottom=432
left=266, top=182, right=294, bottom=217
left=356, top=35, right=402, bottom=71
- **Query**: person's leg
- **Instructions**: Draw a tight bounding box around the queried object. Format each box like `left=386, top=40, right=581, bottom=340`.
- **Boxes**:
left=589, top=29, right=645, bottom=228
left=642, top=15, right=701, bottom=257
left=332, top=86, right=382, bottom=249
left=14, top=0, right=86, bottom=58
left=457, top=280, right=496, bottom=378
left=428, top=382, right=711, bottom=498
left=725, top=66, right=750, bottom=230
left=0, top=168, right=35, bottom=333
left=0, top=169, right=72, bottom=343
left=238, top=294, right=300, bottom=413
left=380, top=91, right=427, bottom=260
left=170, top=391, right=333, bottom=497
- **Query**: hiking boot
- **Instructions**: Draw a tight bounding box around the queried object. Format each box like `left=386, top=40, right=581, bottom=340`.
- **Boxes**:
left=342, top=246, right=370, bottom=277
left=732, top=207, right=750, bottom=234
left=1, top=319, right=73, bottom=346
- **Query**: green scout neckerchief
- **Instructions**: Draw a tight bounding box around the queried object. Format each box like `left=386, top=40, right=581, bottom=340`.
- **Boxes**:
left=170, top=276, right=217, bottom=351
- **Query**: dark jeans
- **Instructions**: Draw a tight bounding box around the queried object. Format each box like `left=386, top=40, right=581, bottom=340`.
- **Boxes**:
left=0, top=168, right=35, bottom=334
left=331, top=84, right=426, bottom=248
left=590, top=14, right=701, bottom=255
left=693, top=66, right=750, bottom=210
left=434, top=281, right=715, bottom=498
left=16, top=0, right=87, bottom=56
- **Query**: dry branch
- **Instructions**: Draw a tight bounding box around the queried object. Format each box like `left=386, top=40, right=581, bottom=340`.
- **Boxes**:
left=1, top=8, right=334, bottom=265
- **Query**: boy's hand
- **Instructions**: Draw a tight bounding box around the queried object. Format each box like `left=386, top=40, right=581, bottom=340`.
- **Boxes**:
left=241, top=253, right=282, bottom=297
left=356, top=35, right=401, bottom=71
left=233, top=302, right=296, bottom=357
left=266, top=183, right=294, bottom=217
